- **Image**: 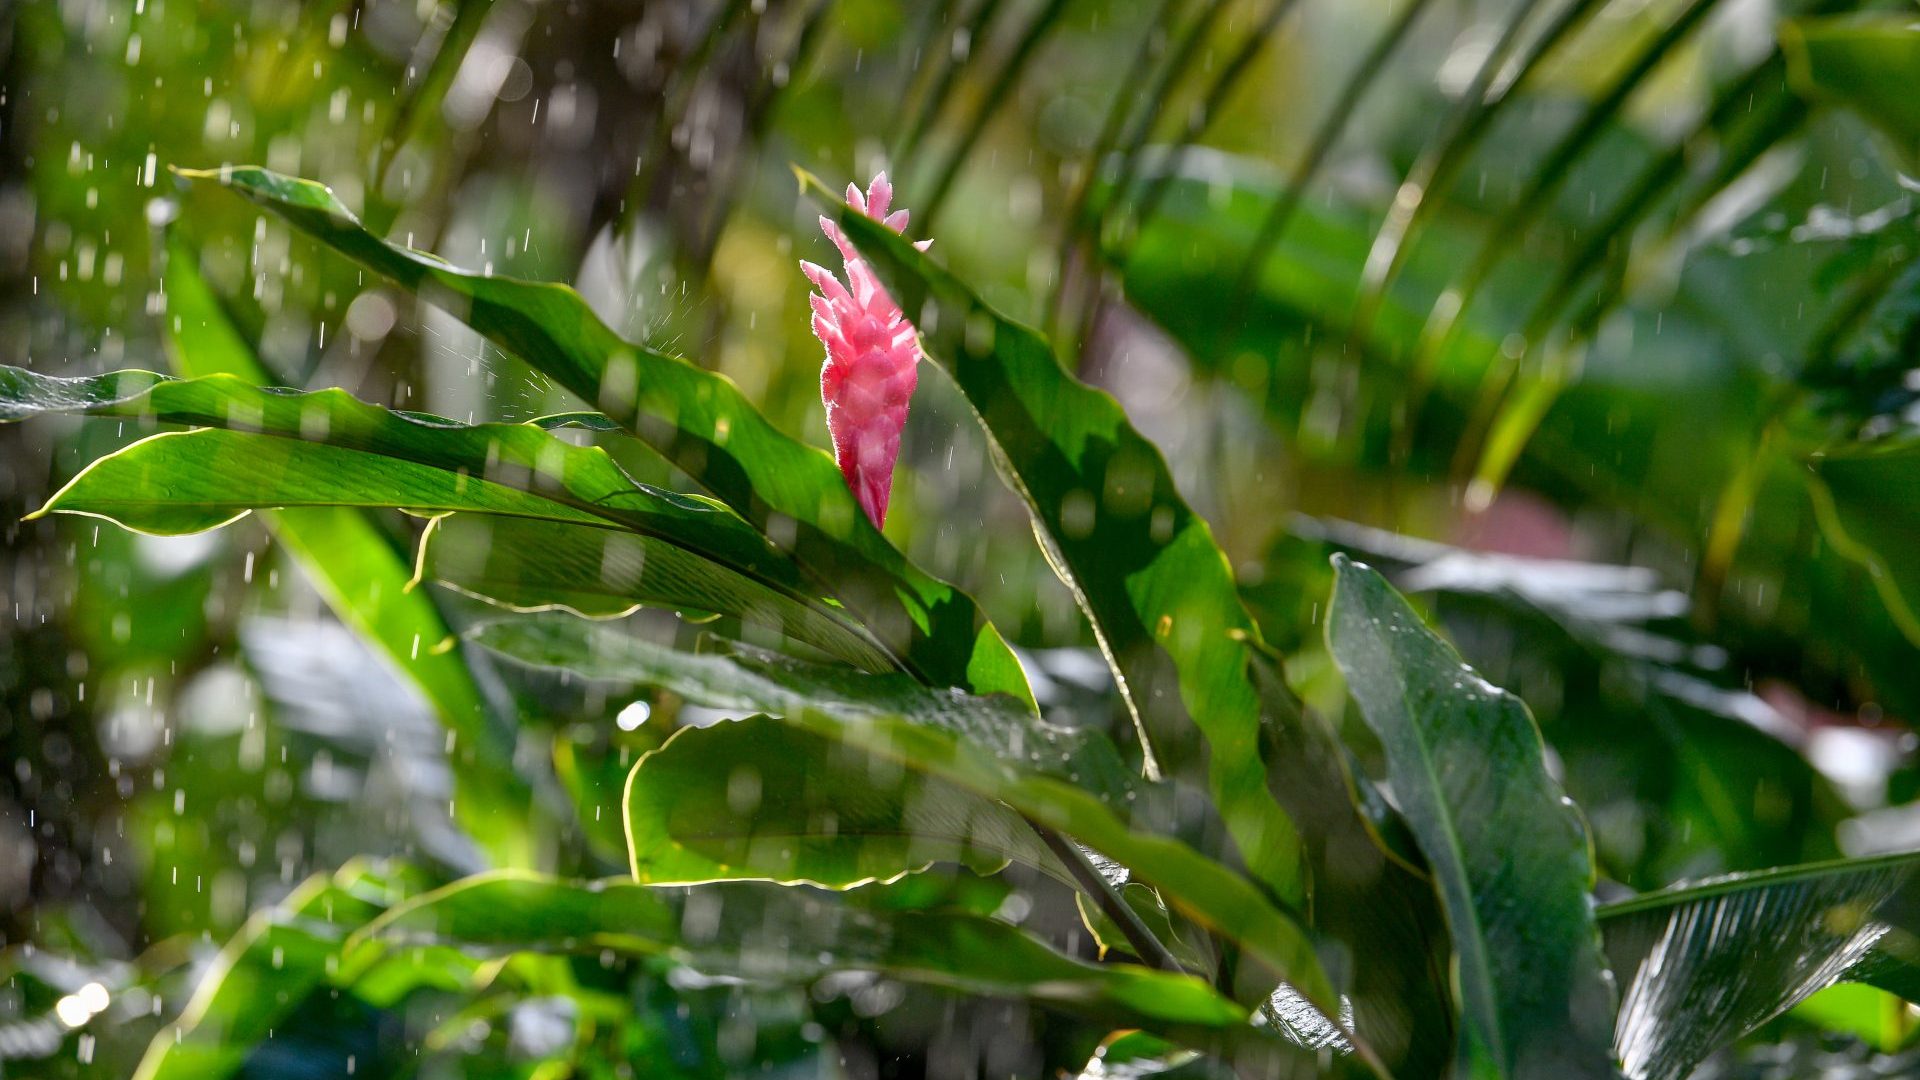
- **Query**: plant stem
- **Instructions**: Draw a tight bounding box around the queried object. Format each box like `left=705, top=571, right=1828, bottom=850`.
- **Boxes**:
left=1026, top=818, right=1184, bottom=974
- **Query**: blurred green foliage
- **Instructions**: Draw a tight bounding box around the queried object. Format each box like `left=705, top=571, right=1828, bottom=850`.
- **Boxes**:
left=4, top=0, right=1920, bottom=1076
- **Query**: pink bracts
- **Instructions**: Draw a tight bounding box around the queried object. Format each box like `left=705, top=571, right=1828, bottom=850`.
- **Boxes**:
left=801, top=172, right=931, bottom=529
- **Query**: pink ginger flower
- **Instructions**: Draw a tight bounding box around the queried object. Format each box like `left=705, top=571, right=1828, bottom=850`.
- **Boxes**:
left=800, top=172, right=931, bottom=529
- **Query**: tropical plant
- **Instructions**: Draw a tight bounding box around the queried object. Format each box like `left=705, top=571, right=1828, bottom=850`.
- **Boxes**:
left=5, top=1, right=1920, bottom=1078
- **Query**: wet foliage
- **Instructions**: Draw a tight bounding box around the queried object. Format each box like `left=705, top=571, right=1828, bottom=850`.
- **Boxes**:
left=2, top=1, right=1920, bottom=1077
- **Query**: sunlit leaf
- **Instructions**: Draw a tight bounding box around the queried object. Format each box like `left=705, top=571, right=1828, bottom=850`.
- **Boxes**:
left=163, top=247, right=536, bottom=865
left=0, top=365, right=890, bottom=670
left=625, top=714, right=1068, bottom=888
left=473, top=614, right=1340, bottom=1019
left=181, top=165, right=1032, bottom=705
left=360, top=872, right=1344, bottom=1076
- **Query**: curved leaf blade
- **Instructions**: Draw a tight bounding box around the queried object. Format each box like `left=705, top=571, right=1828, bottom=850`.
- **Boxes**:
left=832, top=192, right=1450, bottom=1072
left=1599, top=850, right=1920, bottom=1080
left=162, top=244, right=537, bottom=866
left=474, top=614, right=1341, bottom=1019
left=828, top=187, right=1305, bottom=903
left=625, top=714, right=1066, bottom=888
left=180, top=165, right=1031, bottom=705
left=361, top=872, right=1342, bottom=1076
left=1326, top=557, right=1617, bottom=1078
left=0, top=366, right=891, bottom=669
left=134, top=860, right=434, bottom=1080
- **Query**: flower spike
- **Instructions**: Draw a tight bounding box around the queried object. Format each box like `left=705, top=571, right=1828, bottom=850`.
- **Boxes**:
left=803, top=172, right=929, bottom=529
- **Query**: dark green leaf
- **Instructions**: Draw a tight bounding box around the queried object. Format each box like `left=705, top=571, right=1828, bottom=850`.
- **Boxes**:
left=1327, top=557, right=1617, bottom=1078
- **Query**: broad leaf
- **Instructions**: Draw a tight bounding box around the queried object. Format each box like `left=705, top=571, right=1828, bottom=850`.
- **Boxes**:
left=360, top=872, right=1342, bottom=1077
left=473, top=614, right=1341, bottom=1019
left=414, top=512, right=885, bottom=665
left=163, top=248, right=535, bottom=865
left=625, top=714, right=1067, bottom=887
left=833, top=192, right=1451, bottom=1071
left=181, top=165, right=1032, bottom=705
left=1327, top=557, right=1617, bottom=1078
left=829, top=195, right=1304, bottom=899
left=0, top=366, right=890, bottom=669
left=1599, top=849, right=1920, bottom=1080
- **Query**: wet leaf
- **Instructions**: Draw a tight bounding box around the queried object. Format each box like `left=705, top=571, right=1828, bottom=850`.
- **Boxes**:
left=361, top=872, right=1342, bottom=1076
left=1600, top=849, right=1920, bottom=1080
left=1327, top=557, right=1618, bottom=1078
left=831, top=189, right=1449, bottom=1070
left=625, top=714, right=1069, bottom=888
left=475, top=613, right=1340, bottom=1019
left=162, top=248, right=535, bottom=865
left=182, top=165, right=1032, bottom=705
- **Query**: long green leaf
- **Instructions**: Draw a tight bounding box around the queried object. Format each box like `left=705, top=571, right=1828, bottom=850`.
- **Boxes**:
left=163, top=247, right=537, bottom=865
left=833, top=191, right=1449, bottom=1072
left=134, top=860, right=435, bottom=1080
left=1326, top=557, right=1617, bottom=1078
left=360, top=872, right=1340, bottom=1076
left=471, top=614, right=1341, bottom=1021
left=1599, top=850, right=1920, bottom=1080
left=412, top=512, right=885, bottom=665
left=0, top=366, right=891, bottom=669
left=831, top=186, right=1304, bottom=901
left=625, top=714, right=1065, bottom=888
left=179, top=165, right=1032, bottom=706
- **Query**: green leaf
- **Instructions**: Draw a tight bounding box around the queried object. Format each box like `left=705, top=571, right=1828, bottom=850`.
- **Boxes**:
left=1787, top=982, right=1918, bottom=1052
left=827, top=183, right=1304, bottom=900
left=0, top=365, right=891, bottom=670
left=1784, top=15, right=1920, bottom=168
left=1599, top=849, right=1920, bottom=1080
left=624, top=714, right=1066, bottom=888
left=414, top=513, right=888, bottom=666
left=1326, top=557, right=1617, bottom=1078
left=37, top=428, right=601, bottom=534
left=830, top=189, right=1450, bottom=1072
left=180, top=165, right=1031, bottom=706
left=1807, top=437, right=1920, bottom=651
left=360, top=872, right=1340, bottom=1075
left=473, top=614, right=1341, bottom=1021
left=134, top=859, right=436, bottom=1080
left=163, top=247, right=536, bottom=865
